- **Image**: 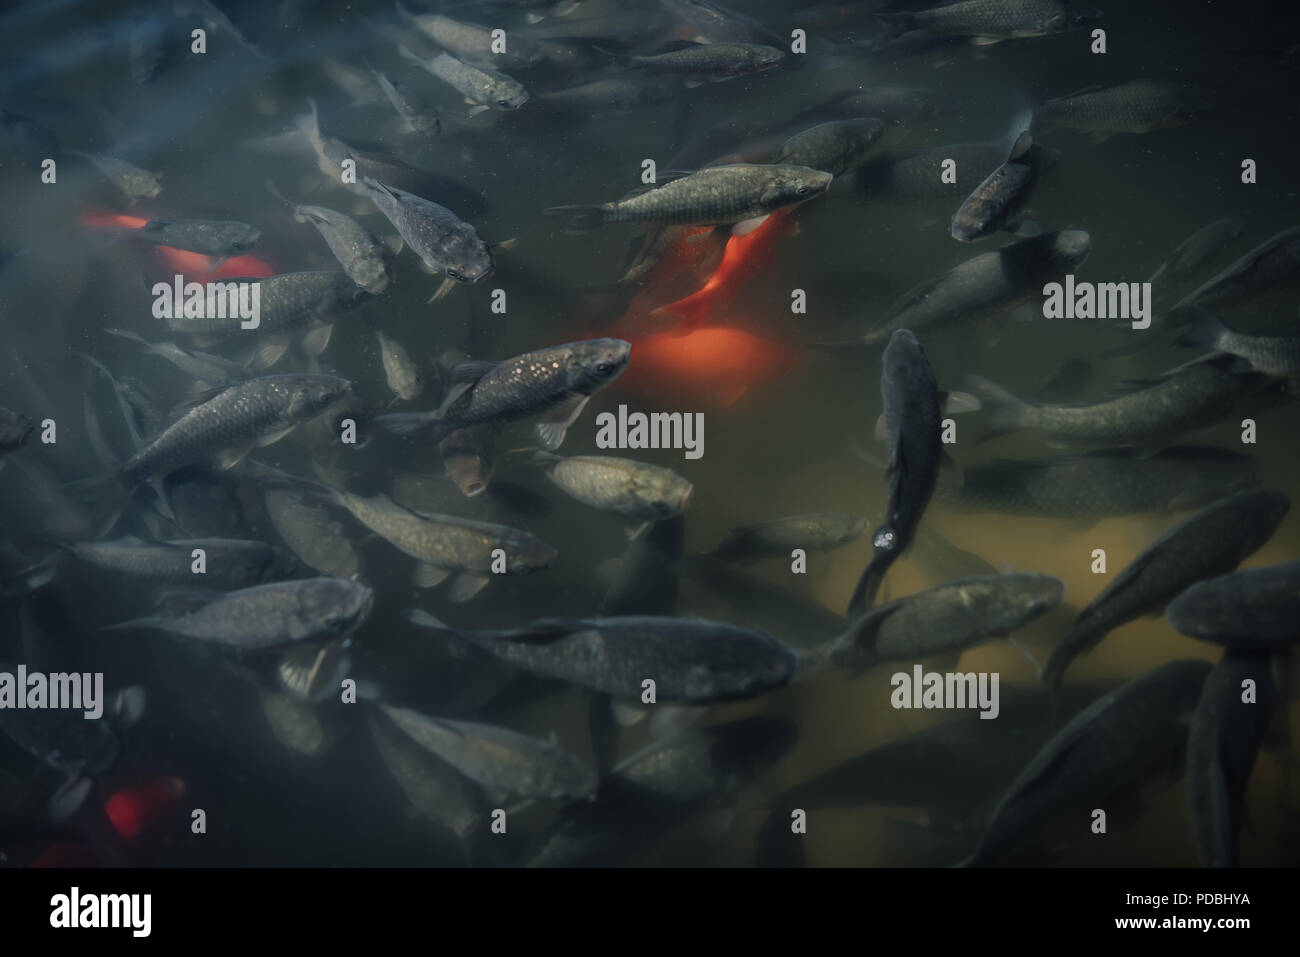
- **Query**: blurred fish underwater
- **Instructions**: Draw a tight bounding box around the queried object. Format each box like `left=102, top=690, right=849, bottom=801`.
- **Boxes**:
left=0, top=0, right=1298, bottom=869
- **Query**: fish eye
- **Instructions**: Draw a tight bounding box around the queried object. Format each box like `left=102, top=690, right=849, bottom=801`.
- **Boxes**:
left=498, top=98, right=513, bottom=108
left=796, top=185, right=810, bottom=195
left=595, top=362, right=612, bottom=375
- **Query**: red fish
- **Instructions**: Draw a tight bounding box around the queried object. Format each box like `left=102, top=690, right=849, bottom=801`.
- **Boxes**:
left=104, top=776, right=186, bottom=843
left=612, top=324, right=801, bottom=408
left=620, top=224, right=727, bottom=325
left=148, top=245, right=275, bottom=281
left=649, top=209, right=798, bottom=333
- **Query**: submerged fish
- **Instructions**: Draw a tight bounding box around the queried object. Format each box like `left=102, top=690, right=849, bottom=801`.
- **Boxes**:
left=1034, top=79, right=1206, bottom=139
left=404, top=611, right=800, bottom=703
left=1164, top=560, right=1300, bottom=649
left=1041, top=489, right=1289, bottom=687
left=102, top=577, right=375, bottom=650
left=706, top=512, right=868, bottom=562
left=821, top=573, right=1065, bottom=672
left=375, top=339, right=630, bottom=447
left=938, top=447, right=1261, bottom=519
left=122, top=374, right=350, bottom=482
left=547, top=164, right=832, bottom=230
left=847, top=329, right=944, bottom=617
left=962, top=659, right=1211, bottom=866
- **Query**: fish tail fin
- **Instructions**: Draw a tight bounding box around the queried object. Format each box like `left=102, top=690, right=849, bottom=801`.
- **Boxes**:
left=544, top=205, right=605, bottom=232
left=964, top=373, right=1031, bottom=439
left=649, top=291, right=711, bottom=334
left=1174, top=305, right=1227, bottom=351
left=374, top=411, right=446, bottom=441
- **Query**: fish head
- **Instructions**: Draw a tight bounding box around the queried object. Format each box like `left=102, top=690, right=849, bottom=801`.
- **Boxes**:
left=446, top=234, right=496, bottom=285
left=490, top=78, right=529, bottom=111
left=566, top=338, right=632, bottom=392
left=950, top=206, right=996, bottom=242
left=513, top=536, right=559, bottom=573
left=748, top=45, right=786, bottom=71
left=287, top=375, right=354, bottom=420
left=309, top=579, right=375, bottom=639
left=1048, top=229, right=1092, bottom=270
left=761, top=165, right=834, bottom=210
left=996, top=573, right=1066, bottom=626
left=221, top=223, right=263, bottom=254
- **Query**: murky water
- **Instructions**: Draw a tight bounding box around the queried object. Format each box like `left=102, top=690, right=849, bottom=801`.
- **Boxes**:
left=0, top=0, right=1297, bottom=867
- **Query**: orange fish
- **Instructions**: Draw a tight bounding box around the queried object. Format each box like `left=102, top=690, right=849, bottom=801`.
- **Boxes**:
left=81, top=210, right=149, bottom=230
left=612, top=324, right=801, bottom=408
left=104, top=776, right=186, bottom=843
left=149, top=245, right=275, bottom=281
left=620, top=224, right=727, bottom=326
left=649, top=209, right=798, bottom=333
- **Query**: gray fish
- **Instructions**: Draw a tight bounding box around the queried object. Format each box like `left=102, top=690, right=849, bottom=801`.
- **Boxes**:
left=774, top=119, right=884, bottom=177
left=260, top=689, right=333, bottom=756
left=1034, top=79, right=1206, bottom=139
left=857, top=140, right=1010, bottom=203
left=967, top=353, right=1265, bottom=449
left=962, top=659, right=1211, bottom=866
left=48, top=535, right=300, bottom=588
left=438, top=422, right=502, bottom=498
left=706, top=512, right=868, bottom=562
left=794, top=87, right=960, bottom=127
left=1041, top=489, right=1289, bottom=687
left=263, top=489, right=362, bottom=580
left=378, top=705, right=597, bottom=801
left=526, top=717, right=797, bottom=867
left=102, top=577, right=375, bottom=650
left=1187, top=653, right=1275, bottom=868
left=879, top=0, right=1096, bottom=42
left=404, top=611, right=800, bottom=703
left=534, top=451, right=693, bottom=526
left=103, top=328, right=249, bottom=385
left=615, top=42, right=785, bottom=79
left=661, top=0, right=785, bottom=46
left=1165, top=560, right=1300, bottom=650
left=546, top=164, right=833, bottom=230
left=130, top=219, right=261, bottom=257
left=362, top=177, right=495, bottom=295
left=1171, top=225, right=1300, bottom=317
left=398, top=46, right=529, bottom=113
left=267, top=182, right=394, bottom=294
left=395, top=5, right=544, bottom=70
left=847, top=329, right=943, bottom=617
left=537, top=78, right=677, bottom=113
left=69, top=149, right=161, bottom=203
left=367, top=710, right=484, bottom=842
left=259, top=467, right=555, bottom=601
left=376, top=331, right=424, bottom=401
left=375, top=338, right=630, bottom=448
left=1176, top=307, right=1300, bottom=378
left=161, top=271, right=372, bottom=339
left=821, top=573, right=1064, bottom=672
left=938, top=447, right=1261, bottom=519
left=0, top=408, right=33, bottom=452
left=681, top=557, right=847, bottom=649
left=122, top=374, right=351, bottom=482
left=951, top=130, right=1043, bottom=241
left=1148, top=217, right=1248, bottom=285
left=370, top=66, right=441, bottom=136
left=856, top=230, right=1092, bottom=346
left=602, top=515, right=684, bottom=617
